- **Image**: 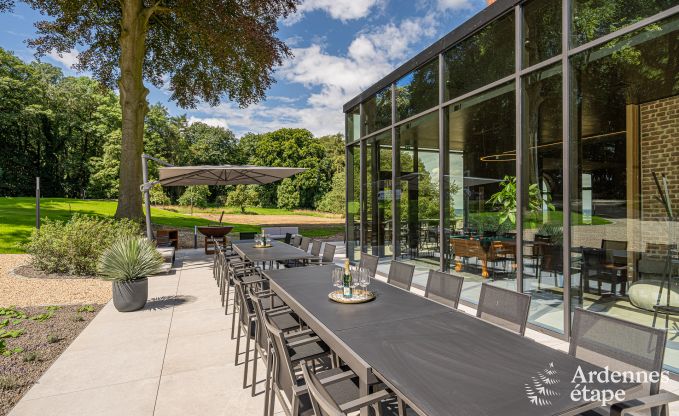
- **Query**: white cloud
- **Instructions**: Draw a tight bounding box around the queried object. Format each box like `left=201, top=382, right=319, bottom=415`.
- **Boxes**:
left=286, top=0, right=385, bottom=24
left=47, top=48, right=79, bottom=69
left=195, top=14, right=440, bottom=137
left=436, top=0, right=477, bottom=11
left=187, top=116, right=229, bottom=129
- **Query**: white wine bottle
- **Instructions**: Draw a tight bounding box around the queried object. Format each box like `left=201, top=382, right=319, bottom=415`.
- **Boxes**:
left=343, top=258, right=353, bottom=299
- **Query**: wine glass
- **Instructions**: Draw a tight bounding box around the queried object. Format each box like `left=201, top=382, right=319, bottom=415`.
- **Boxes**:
left=332, top=268, right=342, bottom=289
left=359, top=268, right=370, bottom=292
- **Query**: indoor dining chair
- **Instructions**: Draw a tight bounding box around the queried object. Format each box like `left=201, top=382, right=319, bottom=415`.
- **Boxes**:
left=425, top=270, right=464, bottom=309
left=387, top=261, right=415, bottom=291
left=476, top=283, right=531, bottom=335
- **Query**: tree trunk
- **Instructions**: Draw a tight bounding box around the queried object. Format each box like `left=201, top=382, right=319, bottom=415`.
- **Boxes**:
left=115, top=0, right=149, bottom=220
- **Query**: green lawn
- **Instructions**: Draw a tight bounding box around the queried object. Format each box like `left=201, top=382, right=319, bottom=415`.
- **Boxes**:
left=0, top=197, right=344, bottom=254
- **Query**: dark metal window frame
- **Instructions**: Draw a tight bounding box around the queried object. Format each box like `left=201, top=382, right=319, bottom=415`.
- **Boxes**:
left=344, top=0, right=679, bottom=340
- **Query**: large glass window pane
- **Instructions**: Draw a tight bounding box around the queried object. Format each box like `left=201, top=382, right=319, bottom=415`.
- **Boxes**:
left=522, top=64, right=564, bottom=333
left=444, top=13, right=514, bottom=101
left=364, top=88, right=392, bottom=135
left=443, top=82, right=517, bottom=304
left=396, top=60, right=439, bottom=122
left=346, top=106, right=361, bottom=142
left=347, top=144, right=361, bottom=261
left=395, top=112, right=440, bottom=280
left=569, top=16, right=679, bottom=370
left=365, top=131, right=394, bottom=258
left=571, top=0, right=676, bottom=47
left=523, top=0, right=561, bottom=68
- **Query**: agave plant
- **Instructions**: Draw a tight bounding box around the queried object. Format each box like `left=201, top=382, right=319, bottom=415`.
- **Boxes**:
left=97, top=238, right=163, bottom=281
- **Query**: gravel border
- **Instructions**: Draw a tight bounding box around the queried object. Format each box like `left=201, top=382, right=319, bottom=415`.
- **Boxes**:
left=0, top=304, right=102, bottom=415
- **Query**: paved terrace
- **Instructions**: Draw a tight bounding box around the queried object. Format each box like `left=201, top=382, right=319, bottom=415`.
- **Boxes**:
left=9, top=246, right=679, bottom=415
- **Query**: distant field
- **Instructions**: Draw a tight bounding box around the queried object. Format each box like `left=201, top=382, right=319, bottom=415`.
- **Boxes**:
left=0, top=198, right=342, bottom=254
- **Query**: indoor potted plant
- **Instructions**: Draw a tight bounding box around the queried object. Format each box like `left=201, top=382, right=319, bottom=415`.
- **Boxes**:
left=97, top=237, right=163, bottom=312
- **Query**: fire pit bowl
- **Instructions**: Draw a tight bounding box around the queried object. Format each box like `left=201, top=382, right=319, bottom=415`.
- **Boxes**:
left=196, top=226, right=234, bottom=238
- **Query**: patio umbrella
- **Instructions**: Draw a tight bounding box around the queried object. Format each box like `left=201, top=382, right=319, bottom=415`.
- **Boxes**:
left=140, top=155, right=306, bottom=239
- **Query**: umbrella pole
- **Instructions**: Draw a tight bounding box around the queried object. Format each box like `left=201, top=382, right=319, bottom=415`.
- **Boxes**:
left=142, top=155, right=154, bottom=240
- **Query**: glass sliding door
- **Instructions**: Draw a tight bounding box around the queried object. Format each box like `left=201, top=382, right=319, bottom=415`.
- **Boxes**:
left=366, top=131, right=394, bottom=258
left=522, top=64, right=564, bottom=333
left=569, top=15, right=679, bottom=370
left=444, top=83, right=517, bottom=304
left=395, top=112, right=440, bottom=269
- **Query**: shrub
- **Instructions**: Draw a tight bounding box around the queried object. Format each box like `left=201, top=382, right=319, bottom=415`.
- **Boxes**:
left=97, top=237, right=163, bottom=281
left=177, top=185, right=210, bottom=208
left=26, top=214, right=140, bottom=275
left=149, top=184, right=171, bottom=205
left=316, top=171, right=345, bottom=214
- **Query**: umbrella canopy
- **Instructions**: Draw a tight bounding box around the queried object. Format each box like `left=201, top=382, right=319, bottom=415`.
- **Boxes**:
left=157, top=165, right=307, bottom=186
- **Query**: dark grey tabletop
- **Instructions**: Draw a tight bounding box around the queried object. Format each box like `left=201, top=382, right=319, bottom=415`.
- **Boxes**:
left=233, top=240, right=313, bottom=263
left=265, top=265, right=639, bottom=416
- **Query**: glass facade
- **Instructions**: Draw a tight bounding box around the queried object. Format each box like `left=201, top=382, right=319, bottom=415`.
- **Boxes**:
left=345, top=0, right=679, bottom=370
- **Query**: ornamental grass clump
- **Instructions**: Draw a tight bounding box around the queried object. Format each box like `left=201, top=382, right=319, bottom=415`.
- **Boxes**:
left=97, top=238, right=163, bottom=282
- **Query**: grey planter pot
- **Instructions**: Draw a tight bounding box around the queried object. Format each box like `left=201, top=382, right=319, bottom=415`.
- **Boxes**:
left=112, top=278, right=148, bottom=312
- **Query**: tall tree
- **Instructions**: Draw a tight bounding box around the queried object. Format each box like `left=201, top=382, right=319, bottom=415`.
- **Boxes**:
left=1, top=0, right=298, bottom=220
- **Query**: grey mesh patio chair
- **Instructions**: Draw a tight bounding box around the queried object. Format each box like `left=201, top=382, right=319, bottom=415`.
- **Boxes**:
left=359, top=253, right=379, bottom=278
left=308, top=244, right=336, bottom=266
left=570, top=309, right=679, bottom=416
left=476, top=283, right=531, bottom=335
left=425, top=270, right=464, bottom=309
left=300, top=236, right=312, bottom=252
left=310, top=239, right=322, bottom=257
left=291, top=235, right=302, bottom=248
left=284, top=233, right=293, bottom=244
left=387, top=261, right=415, bottom=291
left=300, top=359, right=396, bottom=416
left=263, top=316, right=333, bottom=416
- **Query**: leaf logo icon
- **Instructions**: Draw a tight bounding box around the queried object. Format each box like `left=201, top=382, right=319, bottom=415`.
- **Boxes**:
left=525, top=362, right=561, bottom=406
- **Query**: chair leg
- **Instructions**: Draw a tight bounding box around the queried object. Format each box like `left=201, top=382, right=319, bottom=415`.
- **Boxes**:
left=251, top=345, right=259, bottom=396
left=263, top=350, right=272, bottom=416
left=397, top=398, right=406, bottom=416
left=235, top=321, right=242, bottom=365
left=231, top=295, right=238, bottom=338
left=243, top=331, right=251, bottom=389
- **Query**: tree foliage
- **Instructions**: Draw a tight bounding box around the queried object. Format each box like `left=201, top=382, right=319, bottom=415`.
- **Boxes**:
left=225, top=185, right=259, bottom=213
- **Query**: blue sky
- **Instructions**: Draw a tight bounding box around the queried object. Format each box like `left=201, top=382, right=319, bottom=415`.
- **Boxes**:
left=0, top=0, right=487, bottom=137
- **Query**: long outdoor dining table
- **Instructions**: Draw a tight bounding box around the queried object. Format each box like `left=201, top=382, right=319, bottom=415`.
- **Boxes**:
left=264, top=265, right=639, bottom=416
left=232, top=240, right=313, bottom=268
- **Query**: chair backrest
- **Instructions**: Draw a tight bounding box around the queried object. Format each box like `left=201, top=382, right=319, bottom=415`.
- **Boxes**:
left=249, top=289, right=271, bottom=351
left=322, top=244, right=336, bottom=263
left=234, top=281, right=253, bottom=327
left=291, top=235, right=302, bottom=247
left=570, top=308, right=667, bottom=398
left=284, top=233, right=293, bottom=244
left=358, top=253, right=379, bottom=277
left=387, top=261, right=415, bottom=291
left=300, top=236, right=311, bottom=252
left=476, top=283, right=531, bottom=335
left=300, top=360, right=345, bottom=416
left=311, top=240, right=322, bottom=256
left=425, top=270, right=464, bottom=309
left=263, top=316, right=297, bottom=402
left=602, top=239, right=627, bottom=265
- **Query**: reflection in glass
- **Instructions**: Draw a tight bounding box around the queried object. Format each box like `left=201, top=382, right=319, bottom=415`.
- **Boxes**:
left=366, top=131, right=394, bottom=258
left=347, top=144, right=361, bottom=262
left=364, top=88, right=392, bottom=135
left=396, top=112, right=440, bottom=267
left=522, top=64, right=564, bottom=333
left=569, top=16, right=679, bottom=370
left=571, top=0, right=676, bottom=47
left=396, top=60, right=439, bottom=122
left=443, top=83, right=517, bottom=304
left=346, top=106, right=361, bottom=142
left=523, top=0, right=561, bottom=68
left=444, top=12, right=514, bottom=101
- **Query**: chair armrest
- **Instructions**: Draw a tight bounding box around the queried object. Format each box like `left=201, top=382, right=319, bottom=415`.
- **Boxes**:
left=610, top=391, right=679, bottom=416
left=284, top=329, right=314, bottom=339
left=317, top=370, right=356, bottom=386
left=339, top=390, right=393, bottom=413
left=286, top=335, right=321, bottom=349
left=241, top=279, right=267, bottom=286
left=267, top=307, right=293, bottom=317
